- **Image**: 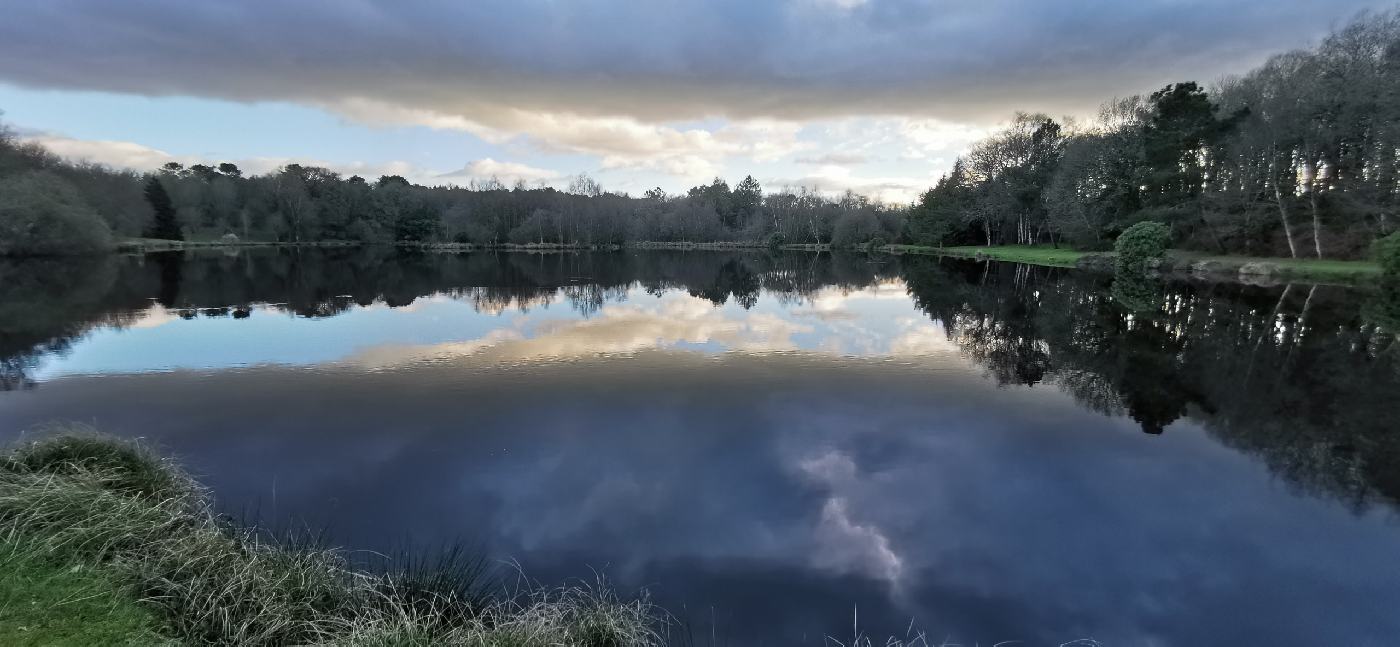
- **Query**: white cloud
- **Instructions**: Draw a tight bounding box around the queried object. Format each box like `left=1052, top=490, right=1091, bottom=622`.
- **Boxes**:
left=337, top=98, right=807, bottom=180
left=766, top=164, right=936, bottom=204
left=898, top=118, right=994, bottom=160
left=20, top=132, right=450, bottom=185
left=796, top=151, right=870, bottom=166
left=438, top=158, right=561, bottom=185
left=345, top=296, right=815, bottom=368
left=25, top=134, right=190, bottom=172
left=799, top=451, right=904, bottom=582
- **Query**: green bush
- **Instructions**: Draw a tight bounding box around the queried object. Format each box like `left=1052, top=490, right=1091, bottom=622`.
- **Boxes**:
left=1114, top=221, right=1171, bottom=274
left=766, top=231, right=785, bottom=252
left=1374, top=232, right=1400, bottom=278
left=0, top=171, right=113, bottom=256
left=866, top=235, right=889, bottom=253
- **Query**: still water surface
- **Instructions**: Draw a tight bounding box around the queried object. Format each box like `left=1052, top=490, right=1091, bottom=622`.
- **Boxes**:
left=2, top=249, right=1399, bottom=645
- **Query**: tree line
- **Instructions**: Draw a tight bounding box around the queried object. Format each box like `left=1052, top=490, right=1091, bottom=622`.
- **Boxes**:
left=908, top=10, right=1400, bottom=259
left=0, top=119, right=903, bottom=255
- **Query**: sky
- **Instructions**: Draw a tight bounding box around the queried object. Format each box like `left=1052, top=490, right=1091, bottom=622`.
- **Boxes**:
left=0, top=0, right=1388, bottom=203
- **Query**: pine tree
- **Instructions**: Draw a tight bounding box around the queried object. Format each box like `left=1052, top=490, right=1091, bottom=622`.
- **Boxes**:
left=144, top=177, right=182, bottom=241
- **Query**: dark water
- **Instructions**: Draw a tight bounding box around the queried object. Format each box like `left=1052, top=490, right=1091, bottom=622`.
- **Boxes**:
left=2, top=248, right=1399, bottom=645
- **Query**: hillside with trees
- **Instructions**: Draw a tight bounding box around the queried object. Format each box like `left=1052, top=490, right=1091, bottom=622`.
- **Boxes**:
left=909, top=10, right=1400, bottom=260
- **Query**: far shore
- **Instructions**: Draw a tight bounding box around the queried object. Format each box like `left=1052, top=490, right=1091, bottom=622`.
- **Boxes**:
left=887, top=244, right=1383, bottom=285
left=65, top=238, right=1387, bottom=286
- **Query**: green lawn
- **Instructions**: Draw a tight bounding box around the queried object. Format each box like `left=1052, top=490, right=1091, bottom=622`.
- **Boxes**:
left=889, top=244, right=1086, bottom=267
left=0, top=544, right=168, bottom=647
left=1168, top=251, right=1382, bottom=280
left=889, top=244, right=1382, bottom=281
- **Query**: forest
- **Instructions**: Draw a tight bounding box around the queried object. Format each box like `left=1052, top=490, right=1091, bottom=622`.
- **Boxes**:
left=909, top=10, right=1400, bottom=260
left=1, top=11, right=1398, bottom=259
left=0, top=124, right=904, bottom=255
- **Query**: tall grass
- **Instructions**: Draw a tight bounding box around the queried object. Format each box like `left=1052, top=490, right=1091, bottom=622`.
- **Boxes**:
left=0, top=427, right=664, bottom=646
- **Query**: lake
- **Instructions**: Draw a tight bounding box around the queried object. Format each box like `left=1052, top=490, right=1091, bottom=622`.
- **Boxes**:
left=2, top=248, right=1398, bottom=645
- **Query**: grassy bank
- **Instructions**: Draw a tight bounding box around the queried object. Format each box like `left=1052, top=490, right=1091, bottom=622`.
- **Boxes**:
left=0, top=428, right=662, bottom=646
left=0, top=544, right=169, bottom=646
left=888, top=244, right=1084, bottom=267
left=888, top=244, right=1383, bottom=282
left=116, top=238, right=363, bottom=253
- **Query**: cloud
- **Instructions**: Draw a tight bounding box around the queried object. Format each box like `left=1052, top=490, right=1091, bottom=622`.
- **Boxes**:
left=337, top=98, right=807, bottom=178
left=0, top=1, right=1381, bottom=188
left=24, top=134, right=190, bottom=172
left=796, top=152, right=869, bottom=166
left=345, top=296, right=815, bottom=368
left=437, top=158, right=561, bottom=185
left=0, top=1, right=1379, bottom=129
left=766, top=164, right=936, bottom=204
left=20, top=131, right=448, bottom=184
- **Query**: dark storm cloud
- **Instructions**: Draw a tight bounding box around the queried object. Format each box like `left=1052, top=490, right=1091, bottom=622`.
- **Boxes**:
left=0, top=0, right=1386, bottom=124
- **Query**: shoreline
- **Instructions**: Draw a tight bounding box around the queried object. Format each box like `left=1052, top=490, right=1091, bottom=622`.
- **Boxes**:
left=887, top=244, right=1383, bottom=285
left=0, top=430, right=662, bottom=646
left=43, top=239, right=1388, bottom=286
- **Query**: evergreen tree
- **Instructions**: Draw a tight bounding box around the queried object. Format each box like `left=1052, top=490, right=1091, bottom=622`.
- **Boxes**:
left=143, top=176, right=182, bottom=241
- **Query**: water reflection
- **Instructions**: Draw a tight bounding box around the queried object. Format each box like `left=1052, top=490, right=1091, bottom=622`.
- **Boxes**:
left=1, top=249, right=1399, bottom=644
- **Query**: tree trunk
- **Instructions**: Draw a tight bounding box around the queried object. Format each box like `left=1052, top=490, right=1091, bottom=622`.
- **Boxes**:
left=1309, top=187, right=1323, bottom=259
left=1270, top=153, right=1298, bottom=259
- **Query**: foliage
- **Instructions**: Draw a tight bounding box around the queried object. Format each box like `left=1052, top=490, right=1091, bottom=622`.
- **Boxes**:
left=0, top=172, right=113, bottom=256
left=1374, top=232, right=1400, bottom=278
left=1114, top=221, right=1171, bottom=273
left=765, top=231, right=785, bottom=252
left=143, top=177, right=182, bottom=241
left=2, top=122, right=906, bottom=248
left=910, top=11, right=1400, bottom=260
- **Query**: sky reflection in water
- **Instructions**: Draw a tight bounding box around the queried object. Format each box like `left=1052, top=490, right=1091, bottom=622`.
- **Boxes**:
left=2, top=250, right=1398, bottom=645
left=30, top=279, right=946, bottom=380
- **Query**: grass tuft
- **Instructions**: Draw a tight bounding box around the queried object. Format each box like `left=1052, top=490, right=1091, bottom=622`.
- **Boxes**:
left=0, top=430, right=663, bottom=646
left=3, top=425, right=201, bottom=505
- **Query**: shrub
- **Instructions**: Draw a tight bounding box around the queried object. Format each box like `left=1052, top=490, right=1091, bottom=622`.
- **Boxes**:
left=0, top=171, right=113, bottom=256
left=866, top=235, right=889, bottom=253
left=1374, top=231, right=1400, bottom=278
left=1114, top=221, right=1171, bottom=274
left=766, top=231, right=785, bottom=252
